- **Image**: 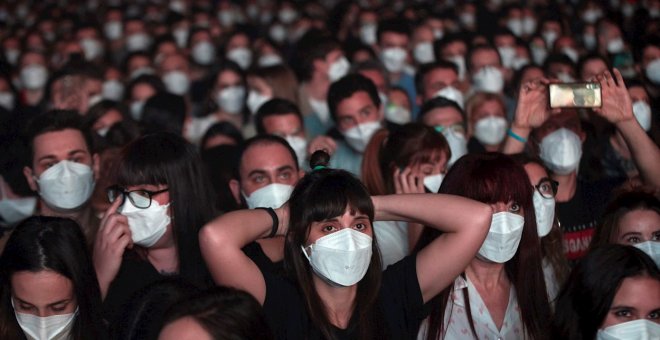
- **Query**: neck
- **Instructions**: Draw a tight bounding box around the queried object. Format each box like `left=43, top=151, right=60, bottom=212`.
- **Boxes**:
left=552, top=171, right=577, bottom=202
left=484, top=143, right=501, bottom=152
left=465, top=258, right=508, bottom=290
left=305, top=75, right=330, bottom=101
left=39, top=200, right=86, bottom=221
left=147, top=243, right=179, bottom=274
left=312, top=274, right=357, bottom=329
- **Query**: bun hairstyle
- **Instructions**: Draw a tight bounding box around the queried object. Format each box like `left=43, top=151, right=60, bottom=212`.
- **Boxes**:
left=309, top=150, right=331, bottom=170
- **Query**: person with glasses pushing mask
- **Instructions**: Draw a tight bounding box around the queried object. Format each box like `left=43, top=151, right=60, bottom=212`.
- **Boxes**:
left=93, top=132, right=217, bottom=330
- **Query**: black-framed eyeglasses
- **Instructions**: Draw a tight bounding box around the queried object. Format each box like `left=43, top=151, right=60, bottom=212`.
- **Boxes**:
left=106, top=185, right=169, bottom=209
left=534, top=178, right=559, bottom=199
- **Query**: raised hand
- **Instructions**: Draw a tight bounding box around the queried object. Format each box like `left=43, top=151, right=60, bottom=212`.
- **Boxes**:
left=593, top=68, right=634, bottom=124
left=513, top=78, right=555, bottom=130
left=393, top=166, right=425, bottom=195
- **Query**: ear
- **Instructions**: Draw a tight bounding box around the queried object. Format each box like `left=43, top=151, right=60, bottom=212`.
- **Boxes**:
left=229, top=179, right=242, bottom=205
left=92, top=153, right=101, bottom=181
left=297, top=169, right=305, bottom=180
left=23, top=166, right=38, bottom=192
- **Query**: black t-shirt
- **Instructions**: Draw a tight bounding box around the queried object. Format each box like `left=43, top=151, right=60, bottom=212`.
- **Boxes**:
left=556, top=178, right=623, bottom=262
left=262, top=254, right=429, bottom=340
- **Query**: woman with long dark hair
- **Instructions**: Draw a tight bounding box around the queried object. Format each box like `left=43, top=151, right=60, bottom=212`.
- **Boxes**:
left=416, top=153, right=552, bottom=340
left=200, top=151, right=492, bottom=339
left=0, top=216, right=106, bottom=339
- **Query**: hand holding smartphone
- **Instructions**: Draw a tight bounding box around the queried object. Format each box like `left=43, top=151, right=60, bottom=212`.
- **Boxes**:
left=548, top=83, right=602, bottom=109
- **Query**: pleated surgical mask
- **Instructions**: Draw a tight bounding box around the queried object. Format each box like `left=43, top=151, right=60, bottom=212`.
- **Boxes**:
left=120, top=199, right=170, bottom=248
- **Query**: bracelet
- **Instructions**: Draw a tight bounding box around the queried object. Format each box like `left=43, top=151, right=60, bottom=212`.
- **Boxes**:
left=507, top=129, right=528, bottom=143
left=256, top=207, right=279, bottom=238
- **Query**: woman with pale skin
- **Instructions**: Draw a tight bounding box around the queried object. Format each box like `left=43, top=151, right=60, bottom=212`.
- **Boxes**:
left=200, top=151, right=492, bottom=339
left=465, top=92, right=509, bottom=153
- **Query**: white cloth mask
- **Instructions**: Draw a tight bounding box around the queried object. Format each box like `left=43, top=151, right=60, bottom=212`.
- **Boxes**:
left=20, top=65, right=48, bottom=90
left=121, top=198, right=170, bottom=247
left=562, top=47, right=579, bottom=64
left=192, top=41, right=216, bottom=65
left=216, top=86, right=245, bottom=115
left=278, top=8, right=298, bottom=24
left=539, top=128, right=582, bottom=175
left=542, top=30, right=558, bottom=47
left=583, top=34, right=597, bottom=50
left=380, top=47, right=407, bottom=73
left=359, top=23, right=377, bottom=45
left=498, top=46, right=516, bottom=69
left=227, top=48, right=253, bottom=70
left=243, top=183, right=293, bottom=209
left=125, top=33, right=151, bottom=52
left=633, top=241, right=660, bottom=267
left=645, top=58, right=660, bottom=85
left=522, top=17, right=537, bottom=35
left=633, top=101, right=652, bottom=132
left=597, top=319, right=660, bottom=340
left=533, top=190, right=555, bottom=237
left=607, top=38, right=625, bottom=54
left=460, top=13, right=475, bottom=27
left=35, top=161, right=95, bottom=211
left=530, top=45, right=548, bottom=65
left=478, top=211, right=525, bottom=263
left=81, top=38, right=103, bottom=61
left=246, top=91, right=272, bottom=114
left=328, top=57, right=350, bottom=82
left=14, top=307, right=77, bottom=340
left=384, top=104, right=411, bottom=125
left=472, top=66, right=504, bottom=93
left=423, top=174, right=444, bottom=193
left=102, top=80, right=124, bottom=101
left=309, top=98, right=330, bottom=124
left=0, top=197, right=36, bottom=225
left=258, top=54, right=283, bottom=67
left=129, top=66, right=154, bottom=80
left=269, top=25, right=287, bottom=43
left=437, top=126, right=467, bottom=167
left=582, top=9, right=603, bottom=24
left=474, top=116, right=507, bottom=146
left=414, top=42, right=435, bottom=64
left=285, top=135, right=308, bottom=167
left=302, top=228, right=373, bottom=286
left=434, top=86, right=464, bottom=109
left=507, top=19, right=523, bottom=37
left=162, top=71, right=190, bottom=96
left=0, top=91, right=15, bottom=111
left=172, top=28, right=189, bottom=48
left=104, top=21, right=122, bottom=40
left=130, top=100, right=145, bottom=121
left=343, top=121, right=381, bottom=153
left=447, top=55, right=467, bottom=81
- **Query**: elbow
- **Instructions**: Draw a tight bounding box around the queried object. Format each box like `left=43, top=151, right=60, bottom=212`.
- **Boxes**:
left=199, top=222, right=223, bottom=256
left=476, top=204, right=493, bottom=233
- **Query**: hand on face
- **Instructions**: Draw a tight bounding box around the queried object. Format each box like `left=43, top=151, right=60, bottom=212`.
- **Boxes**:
left=393, top=166, right=425, bottom=195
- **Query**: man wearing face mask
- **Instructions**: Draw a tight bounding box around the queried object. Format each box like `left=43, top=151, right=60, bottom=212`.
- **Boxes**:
left=158, top=52, right=192, bottom=99
left=22, top=111, right=101, bottom=248
left=467, top=44, right=507, bottom=96
left=16, top=50, right=50, bottom=118
left=503, top=71, right=660, bottom=262
left=308, top=74, right=384, bottom=177
left=637, top=36, right=660, bottom=108
left=415, top=61, right=463, bottom=108
left=255, top=99, right=309, bottom=169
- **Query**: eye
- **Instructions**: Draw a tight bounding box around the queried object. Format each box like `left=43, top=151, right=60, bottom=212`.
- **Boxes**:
left=652, top=233, right=660, bottom=241
left=253, top=174, right=266, bottom=183
left=51, top=304, right=67, bottom=312
left=354, top=222, right=368, bottom=231
left=509, top=202, right=521, bottom=213
left=614, top=309, right=633, bottom=318
left=625, top=236, right=642, bottom=244
left=322, top=225, right=336, bottom=233
left=279, top=171, right=292, bottom=180
left=649, top=310, right=660, bottom=320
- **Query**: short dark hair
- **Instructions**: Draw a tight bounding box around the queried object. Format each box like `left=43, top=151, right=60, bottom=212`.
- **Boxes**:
left=200, top=121, right=244, bottom=150
left=254, top=98, right=303, bottom=136
left=237, top=135, right=299, bottom=179
left=466, top=44, right=501, bottom=73
left=24, top=110, right=94, bottom=167
left=418, top=96, right=465, bottom=125
left=141, top=92, right=186, bottom=135
left=327, top=74, right=380, bottom=123
left=376, top=18, right=412, bottom=44
left=293, top=34, right=340, bottom=81
left=415, top=61, right=460, bottom=94
left=433, top=32, right=470, bottom=60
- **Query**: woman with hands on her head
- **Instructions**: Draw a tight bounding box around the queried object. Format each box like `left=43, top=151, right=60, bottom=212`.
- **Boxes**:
left=200, top=150, right=492, bottom=339
left=93, top=132, right=217, bottom=327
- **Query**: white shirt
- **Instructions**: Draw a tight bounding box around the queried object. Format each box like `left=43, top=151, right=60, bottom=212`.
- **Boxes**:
left=418, top=276, right=528, bottom=340
left=373, top=220, right=409, bottom=269
left=542, top=258, right=560, bottom=307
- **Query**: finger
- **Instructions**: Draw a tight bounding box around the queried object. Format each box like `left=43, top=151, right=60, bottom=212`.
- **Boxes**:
left=101, top=195, right=124, bottom=226
left=393, top=168, right=403, bottom=194
left=612, top=68, right=625, bottom=88
left=603, top=70, right=615, bottom=88
left=106, top=217, right=131, bottom=241
left=399, top=167, right=412, bottom=193
left=102, top=213, right=129, bottom=237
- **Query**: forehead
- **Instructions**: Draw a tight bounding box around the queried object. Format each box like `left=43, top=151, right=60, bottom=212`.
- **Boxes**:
left=33, top=129, right=89, bottom=158
left=422, top=107, right=463, bottom=126
left=425, top=68, right=458, bottom=84
left=240, top=143, right=296, bottom=176
left=262, top=113, right=302, bottom=132
left=612, top=276, right=660, bottom=310
left=11, top=270, right=73, bottom=303
left=523, top=162, right=548, bottom=185
left=470, top=48, right=499, bottom=66
left=618, top=209, right=660, bottom=237
left=336, top=91, right=377, bottom=117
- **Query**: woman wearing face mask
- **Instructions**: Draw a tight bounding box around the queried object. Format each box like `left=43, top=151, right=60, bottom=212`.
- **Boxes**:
left=465, top=92, right=509, bottom=153
left=553, top=244, right=660, bottom=339
left=93, top=132, right=217, bottom=327
left=0, top=216, right=106, bottom=340
left=590, top=190, right=660, bottom=267
left=246, top=65, right=300, bottom=114
left=416, top=153, right=552, bottom=340
left=361, top=123, right=451, bottom=268
left=200, top=150, right=492, bottom=339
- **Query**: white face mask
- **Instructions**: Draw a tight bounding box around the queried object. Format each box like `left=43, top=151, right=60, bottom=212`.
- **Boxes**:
left=227, top=47, right=253, bottom=70
left=423, top=173, right=444, bottom=193
left=447, top=55, right=467, bottom=81
left=243, top=183, right=294, bottom=209
left=437, top=126, right=467, bottom=167
left=582, top=9, right=603, bottom=24
left=507, top=19, right=523, bottom=37
left=14, top=307, right=77, bottom=340
left=121, top=198, right=170, bottom=248
left=104, top=21, right=122, bottom=40
left=278, top=8, right=298, bottom=24
left=597, top=319, right=660, bottom=340
left=530, top=45, right=548, bottom=65
left=130, top=100, right=145, bottom=121
left=35, top=161, right=95, bottom=211
left=285, top=135, right=308, bottom=167
left=384, top=104, right=411, bottom=125
left=4, top=49, right=20, bottom=65
left=309, top=97, right=330, bottom=124
left=328, top=56, right=350, bottom=82
left=633, top=101, right=652, bottom=132
left=80, top=38, right=103, bottom=61
left=20, top=64, right=48, bottom=90
left=497, top=46, right=516, bottom=69
left=359, top=23, right=377, bottom=45
left=460, top=13, right=475, bottom=27
left=302, top=228, right=373, bottom=286
left=473, top=116, right=507, bottom=146
left=88, top=94, right=103, bottom=108
left=246, top=90, right=272, bottom=114
left=162, top=71, right=190, bottom=96
left=258, top=54, right=283, bottom=67
left=100, top=80, right=123, bottom=101
left=562, top=47, right=579, bottom=64
left=511, top=57, right=530, bottom=71
left=216, top=85, right=245, bottom=115
left=633, top=241, right=660, bottom=267
left=607, top=38, right=625, bottom=54
left=434, top=86, right=464, bottom=109
left=433, top=28, right=444, bottom=39
left=192, top=41, right=216, bottom=65
left=583, top=34, right=597, bottom=50
left=343, top=121, right=381, bottom=153
left=172, top=28, right=189, bottom=48
left=0, top=91, right=15, bottom=111
left=0, top=197, right=36, bottom=225
left=414, top=42, right=435, bottom=64
left=125, top=33, right=151, bottom=52
left=478, top=211, right=525, bottom=263
left=380, top=47, right=407, bottom=73
left=542, top=30, right=558, bottom=47
left=522, top=17, right=537, bottom=35
left=533, top=190, right=555, bottom=237
left=645, top=58, right=660, bottom=85
left=539, top=128, right=583, bottom=175
left=269, top=25, right=287, bottom=43
left=472, top=66, right=504, bottom=94
left=129, top=66, right=155, bottom=80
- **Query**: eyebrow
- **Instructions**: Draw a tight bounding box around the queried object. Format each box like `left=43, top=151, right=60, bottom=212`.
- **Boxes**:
left=619, top=232, right=642, bottom=239
left=610, top=305, right=636, bottom=311
left=247, top=169, right=268, bottom=178
left=36, top=149, right=89, bottom=164
left=276, top=165, right=295, bottom=173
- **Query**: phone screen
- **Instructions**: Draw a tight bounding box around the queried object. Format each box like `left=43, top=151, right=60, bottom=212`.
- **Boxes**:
left=548, top=83, right=602, bottom=109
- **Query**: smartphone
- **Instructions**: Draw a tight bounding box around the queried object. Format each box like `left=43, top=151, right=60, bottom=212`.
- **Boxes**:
left=548, top=83, right=602, bottom=109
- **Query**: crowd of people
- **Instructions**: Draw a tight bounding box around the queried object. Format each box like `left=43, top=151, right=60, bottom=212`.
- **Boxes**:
left=0, top=0, right=659, bottom=339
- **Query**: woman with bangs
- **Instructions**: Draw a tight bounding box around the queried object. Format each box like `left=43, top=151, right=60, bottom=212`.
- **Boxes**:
left=200, top=151, right=493, bottom=339
left=416, top=153, right=552, bottom=340
left=361, top=123, right=451, bottom=268
left=93, top=132, right=217, bottom=328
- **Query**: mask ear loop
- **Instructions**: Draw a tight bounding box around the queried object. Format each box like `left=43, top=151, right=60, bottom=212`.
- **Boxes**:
left=300, top=244, right=313, bottom=261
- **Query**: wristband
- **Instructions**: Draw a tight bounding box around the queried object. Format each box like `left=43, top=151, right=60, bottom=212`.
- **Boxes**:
left=507, top=129, right=528, bottom=143
left=256, top=207, right=279, bottom=238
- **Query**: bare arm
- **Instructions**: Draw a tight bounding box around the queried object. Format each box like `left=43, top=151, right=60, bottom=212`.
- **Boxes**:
left=199, top=207, right=288, bottom=305
left=372, top=194, right=492, bottom=303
